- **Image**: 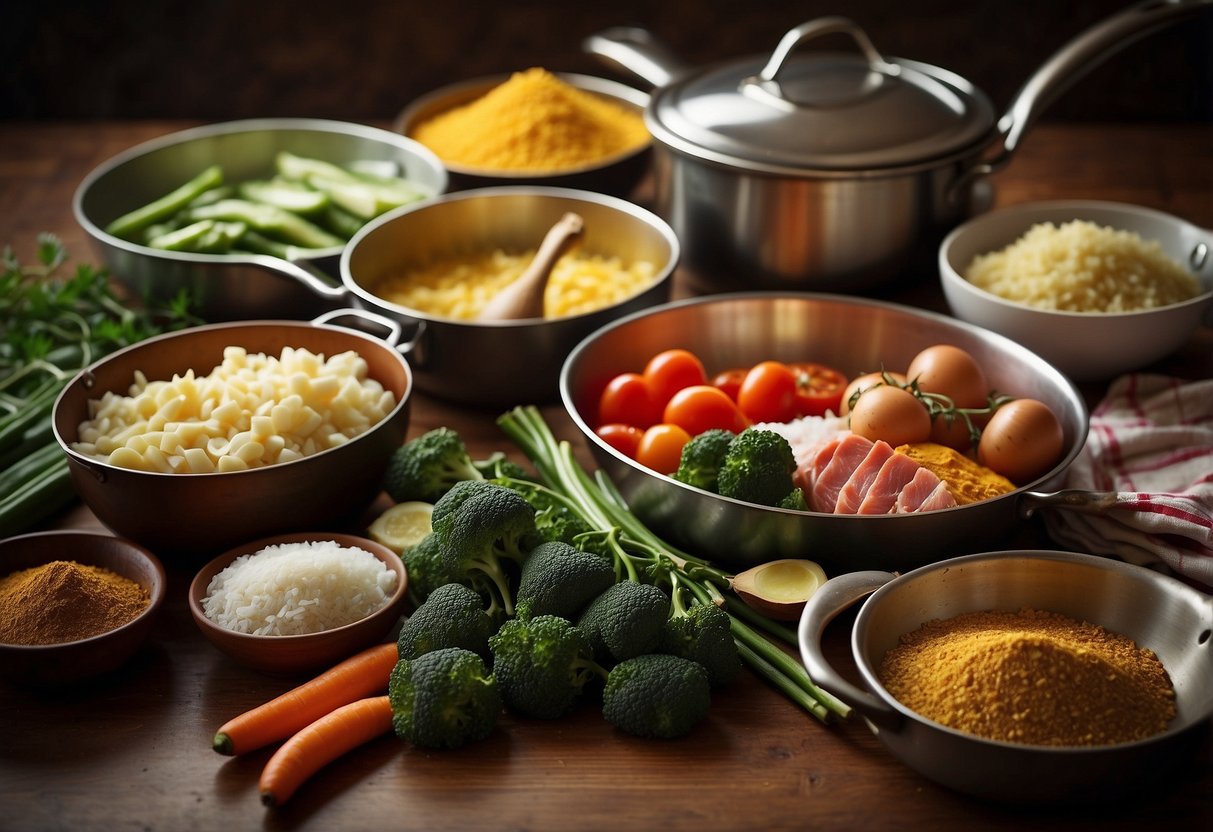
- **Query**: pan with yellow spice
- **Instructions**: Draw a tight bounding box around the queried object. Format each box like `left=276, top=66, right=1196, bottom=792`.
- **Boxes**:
left=798, top=549, right=1213, bottom=803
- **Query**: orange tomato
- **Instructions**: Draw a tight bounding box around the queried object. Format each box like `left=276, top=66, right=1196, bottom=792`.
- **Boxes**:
left=711, top=368, right=748, bottom=402
left=663, top=385, right=750, bottom=436
left=737, top=361, right=798, bottom=423
left=635, top=423, right=692, bottom=475
left=643, top=349, right=708, bottom=408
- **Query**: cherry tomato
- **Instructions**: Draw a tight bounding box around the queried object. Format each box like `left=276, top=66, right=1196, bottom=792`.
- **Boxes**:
left=635, top=423, right=692, bottom=475
left=595, top=423, right=645, bottom=458
left=711, top=368, right=749, bottom=402
left=848, top=384, right=932, bottom=446
left=978, top=398, right=1065, bottom=484
left=663, top=385, right=750, bottom=436
left=643, top=349, right=708, bottom=408
left=598, top=372, right=661, bottom=429
left=906, top=345, right=989, bottom=409
left=737, top=361, right=798, bottom=423
left=839, top=371, right=908, bottom=416
left=788, top=362, right=848, bottom=417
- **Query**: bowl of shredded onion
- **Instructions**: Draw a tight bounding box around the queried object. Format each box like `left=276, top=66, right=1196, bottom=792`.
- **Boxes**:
left=188, top=532, right=407, bottom=673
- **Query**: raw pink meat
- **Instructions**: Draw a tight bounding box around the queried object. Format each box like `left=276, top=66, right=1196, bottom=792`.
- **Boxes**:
left=834, top=440, right=896, bottom=514
left=893, top=467, right=957, bottom=513
left=856, top=453, right=923, bottom=514
left=915, top=480, right=959, bottom=512
left=810, top=434, right=875, bottom=512
left=793, top=436, right=842, bottom=495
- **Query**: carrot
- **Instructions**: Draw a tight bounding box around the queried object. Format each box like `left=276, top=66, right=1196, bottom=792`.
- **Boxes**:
left=259, top=695, right=394, bottom=808
left=213, top=641, right=398, bottom=756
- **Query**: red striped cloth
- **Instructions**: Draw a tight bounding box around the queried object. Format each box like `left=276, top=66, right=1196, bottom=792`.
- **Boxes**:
left=1043, top=374, right=1213, bottom=589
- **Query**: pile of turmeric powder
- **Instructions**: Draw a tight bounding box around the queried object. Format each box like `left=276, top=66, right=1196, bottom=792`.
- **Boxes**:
left=411, top=68, right=649, bottom=172
left=878, top=608, right=1176, bottom=747
left=895, top=442, right=1016, bottom=505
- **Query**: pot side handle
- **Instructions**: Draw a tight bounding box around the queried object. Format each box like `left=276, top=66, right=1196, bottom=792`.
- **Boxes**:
left=311, top=308, right=426, bottom=363
left=1018, top=488, right=1121, bottom=518
left=246, top=253, right=350, bottom=303
left=976, top=0, right=1209, bottom=179
left=583, top=27, right=693, bottom=89
left=797, top=570, right=904, bottom=732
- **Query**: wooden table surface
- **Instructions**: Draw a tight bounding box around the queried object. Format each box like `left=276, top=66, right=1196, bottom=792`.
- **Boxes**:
left=1, top=120, right=1212, bottom=832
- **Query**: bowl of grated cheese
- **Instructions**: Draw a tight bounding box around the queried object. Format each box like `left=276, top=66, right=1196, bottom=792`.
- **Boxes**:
left=940, top=200, right=1213, bottom=380
left=188, top=532, right=407, bottom=673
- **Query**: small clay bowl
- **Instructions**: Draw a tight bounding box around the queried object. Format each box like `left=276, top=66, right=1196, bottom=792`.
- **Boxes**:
left=0, top=530, right=167, bottom=687
left=189, top=532, right=408, bottom=674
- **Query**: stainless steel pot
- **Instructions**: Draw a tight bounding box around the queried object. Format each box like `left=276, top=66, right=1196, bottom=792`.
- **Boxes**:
left=585, top=0, right=1209, bottom=293
left=798, top=550, right=1213, bottom=802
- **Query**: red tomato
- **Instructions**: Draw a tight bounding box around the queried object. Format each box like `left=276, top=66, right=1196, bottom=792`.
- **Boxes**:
left=598, top=372, right=661, bottom=429
left=635, top=423, right=692, bottom=475
left=788, top=362, right=848, bottom=417
left=737, top=361, right=798, bottom=423
left=711, top=368, right=748, bottom=402
left=643, top=349, right=708, bottom=408
left=663, top=385, right=750, bottom=436
left=595, top=423, right=644, bottom=458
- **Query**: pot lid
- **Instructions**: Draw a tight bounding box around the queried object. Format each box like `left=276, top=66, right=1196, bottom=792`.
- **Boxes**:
left=647, top=18, right=996, bottom=173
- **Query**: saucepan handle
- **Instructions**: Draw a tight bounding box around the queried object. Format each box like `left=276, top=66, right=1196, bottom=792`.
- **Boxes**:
left=582, top=26, right=693, bottom=89
left=246, top=254, right=350, bottom=302
left=797, top=570, right=904, bottom=732
left=311, top=307, right=427, bottom=363
left=1017, top=489, right=1121, bottom=518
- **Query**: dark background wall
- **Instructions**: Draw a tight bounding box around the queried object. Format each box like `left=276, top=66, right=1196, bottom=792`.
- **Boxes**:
left=4, top=0, right=1212, bottom=124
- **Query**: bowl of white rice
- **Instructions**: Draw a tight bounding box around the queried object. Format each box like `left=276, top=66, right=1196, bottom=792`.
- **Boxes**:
left=940, top=200, right=1212, bottom=380
left=188, top=532, right=407, bottom=673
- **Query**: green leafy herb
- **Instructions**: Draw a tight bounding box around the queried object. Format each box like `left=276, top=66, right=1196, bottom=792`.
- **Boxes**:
left=0, top=234, right=201, bottom=536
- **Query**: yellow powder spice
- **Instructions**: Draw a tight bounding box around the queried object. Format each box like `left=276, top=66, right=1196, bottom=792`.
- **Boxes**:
left=411, top=68, right=649, bottom=172
left=895, top=442, right=1016, bottom=505
left=878, top=608, right=1176, bottom=747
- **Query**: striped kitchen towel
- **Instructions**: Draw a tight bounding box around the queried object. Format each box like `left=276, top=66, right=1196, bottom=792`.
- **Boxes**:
left=1043, top=374, right=1213, bottom=589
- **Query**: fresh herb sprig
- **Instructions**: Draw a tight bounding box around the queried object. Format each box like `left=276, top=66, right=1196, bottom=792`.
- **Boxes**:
left=0, top=234, right=199, bottom=536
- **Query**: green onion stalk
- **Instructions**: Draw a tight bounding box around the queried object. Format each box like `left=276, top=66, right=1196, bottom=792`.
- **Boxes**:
left=0, top=234, right=199, bottom=536
left=496, top=404, right=851, bottom=724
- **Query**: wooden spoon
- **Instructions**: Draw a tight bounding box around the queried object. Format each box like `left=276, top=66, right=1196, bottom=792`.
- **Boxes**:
left=477, top=212, right=585, bottom=321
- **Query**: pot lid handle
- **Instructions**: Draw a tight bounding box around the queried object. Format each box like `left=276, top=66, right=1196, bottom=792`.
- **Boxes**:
left=741, top=17, right=904, bottom=112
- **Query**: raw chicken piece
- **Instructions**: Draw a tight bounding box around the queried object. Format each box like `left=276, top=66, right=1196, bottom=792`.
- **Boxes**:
left=914, top=480, right=959, bottom=512
left=793, top=436, right=843, bottom=495
left=893, top=467, right=957, bottom=513
left=834, top=440, right=896, bottom=514
left=810, top=434, right=875, bottom=512
left=856, top=453, right=923, bottom=514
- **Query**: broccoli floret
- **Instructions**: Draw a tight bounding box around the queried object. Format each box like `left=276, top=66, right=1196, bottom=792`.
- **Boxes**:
left=384, top=427, right=484, bottom=503
left=716, top=428, right=799, bottom=507
left=387, top=647, right=501, bottom=749
left=660, top=602, right=741, bottom=688
left=396, top=582, right=497, bottom=660
left=777, top=487, right=808, bottom=511
left=576, top=581, right=670, bottom=665
left=672, top=428, right=736, bottom=491
left=488, top=615, right=607, bottom=719
left=432, top=482, right=537, bottom=618
left=473, top=451, right=531, bottom=481
left=514, top=541, right=616, bottom=621
left=602, top=653, right=712, bottom=739
left=400, top=533, right=455, bottom=605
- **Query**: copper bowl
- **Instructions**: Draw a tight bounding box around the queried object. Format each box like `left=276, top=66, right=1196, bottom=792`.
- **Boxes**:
left=0, top=531, right=167, bottom=686
left=188, top=531, right=407, bottom=674
left=52, top=316, right=412, bottom=559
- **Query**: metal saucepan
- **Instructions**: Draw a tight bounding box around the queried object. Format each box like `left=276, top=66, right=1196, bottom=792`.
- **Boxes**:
left=73, top=118, right=448, bottom=322
left=798, top=550, right=1213, bottom=802
left=560, top=293, right=1090, bottom=573
left=585, top=0, right=1210, bottom=293
left=51, top=310, right=413, bottom=558
left=338, top=187, right=679, bottom=406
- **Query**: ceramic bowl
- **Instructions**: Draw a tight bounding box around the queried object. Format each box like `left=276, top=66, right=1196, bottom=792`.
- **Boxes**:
left=940, top=200, right=1213, bottom=381
left=73, top=118, right=448, bottom=321
left=0, top=531, right=167, bottom=686
left=393, top=72, right=651, bottom=197
left=188, top=532, right=408, bottom=674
